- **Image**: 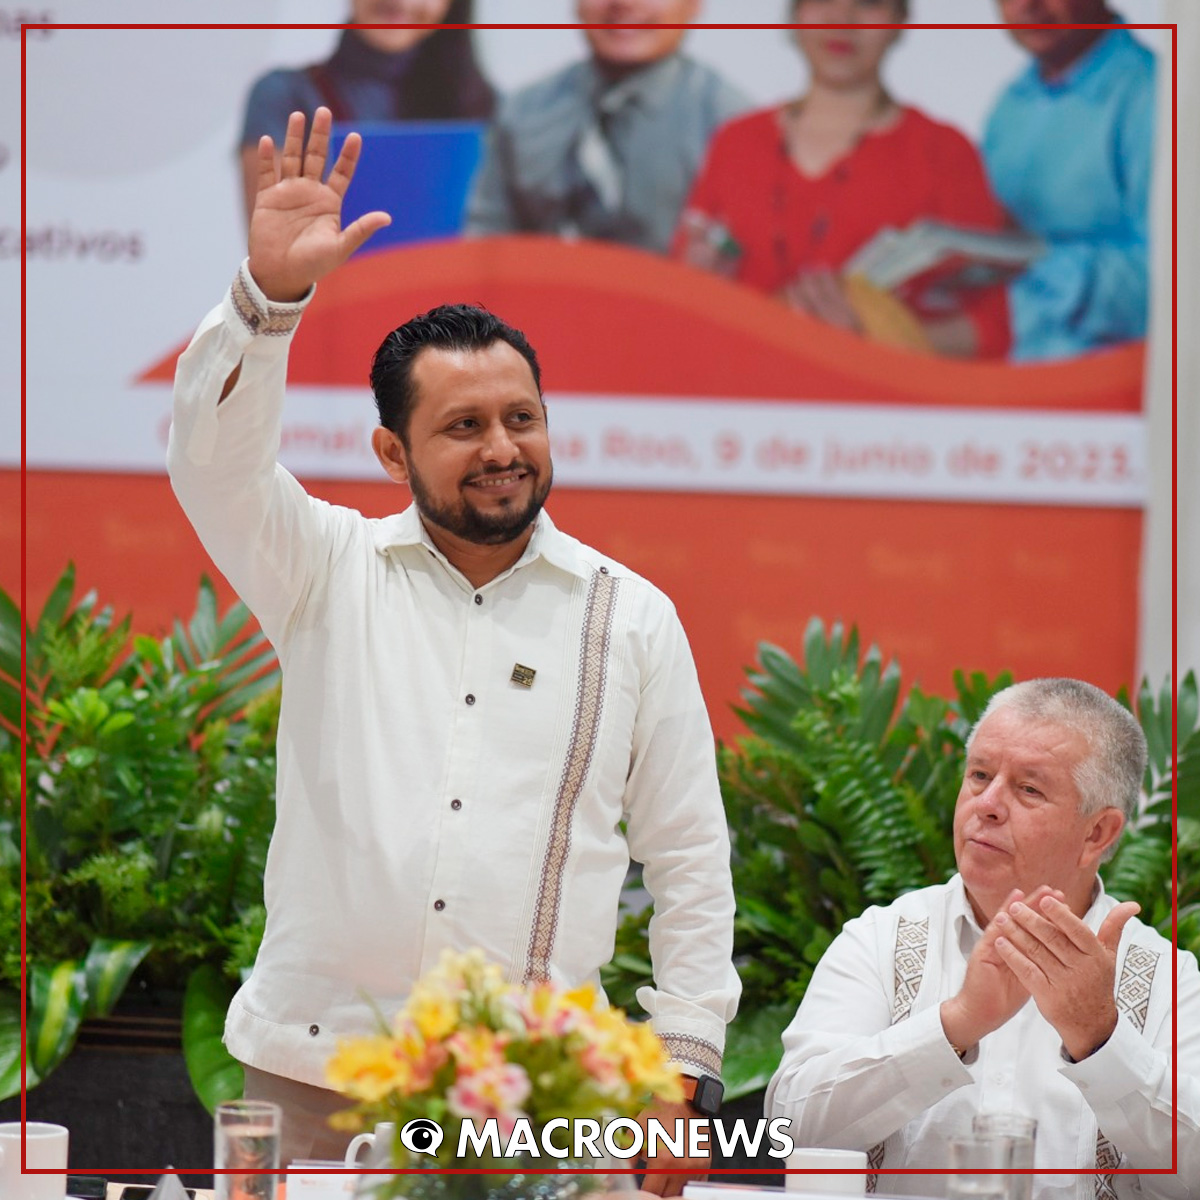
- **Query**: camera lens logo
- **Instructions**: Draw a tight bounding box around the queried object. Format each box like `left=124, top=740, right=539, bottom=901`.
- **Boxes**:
left=399, top=1118, right=444, bottom=1156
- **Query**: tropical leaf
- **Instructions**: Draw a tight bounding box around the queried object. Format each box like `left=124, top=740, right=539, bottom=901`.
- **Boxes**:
left=1137, top=675, right=1173, bottom=786
left=27, top=960, right=87, bottom=1078
left=37, top=563, right=80, bottom=635
left=82, top=939, right=152, bottom=1019
left=0, top=585, right=22, bottom=698
left=0, top=986, right=39, bottom=1101
left=182, top=964, right=244, bottom=1114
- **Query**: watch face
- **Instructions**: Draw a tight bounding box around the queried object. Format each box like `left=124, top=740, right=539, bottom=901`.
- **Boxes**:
left=692, top=1074, right=724, bottom=1116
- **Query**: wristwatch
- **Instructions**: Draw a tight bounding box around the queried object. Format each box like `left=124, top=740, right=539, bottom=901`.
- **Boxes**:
left=687, top=1074, right=724, bottom=1117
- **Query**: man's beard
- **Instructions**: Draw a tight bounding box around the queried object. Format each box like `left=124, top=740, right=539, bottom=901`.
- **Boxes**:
left=408, top=459, right=553, bottom=546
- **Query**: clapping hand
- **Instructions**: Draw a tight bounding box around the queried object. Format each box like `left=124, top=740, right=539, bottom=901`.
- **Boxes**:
left=247, top=106, right=391, bottom=303
left=940, top=885, right=1063, bottom=1054
left=993, top=893, right=1140, bottom=1061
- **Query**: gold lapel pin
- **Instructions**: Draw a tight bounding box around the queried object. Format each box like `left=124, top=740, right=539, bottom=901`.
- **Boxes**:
left=510, top=663, right=536, bottom=688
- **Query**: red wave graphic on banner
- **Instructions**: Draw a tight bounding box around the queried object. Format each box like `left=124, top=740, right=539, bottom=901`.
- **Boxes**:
left=138, top=236, right=1143, bottom=414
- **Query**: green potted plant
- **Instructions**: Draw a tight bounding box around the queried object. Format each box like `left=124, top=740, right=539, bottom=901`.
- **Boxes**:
left=0, top=565, right=280, bottom=1137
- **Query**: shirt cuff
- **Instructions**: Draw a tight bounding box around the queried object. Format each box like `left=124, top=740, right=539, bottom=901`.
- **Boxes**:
left=890, top=1003, right=975, bottom=1089
left=1059, top=1014, right=1159, bottom=1105
left=228, top=258, right=313, bottom=338
left=636, top=986, right=729, bottom=1078
left=658, top=1031, right=723, bottom=1078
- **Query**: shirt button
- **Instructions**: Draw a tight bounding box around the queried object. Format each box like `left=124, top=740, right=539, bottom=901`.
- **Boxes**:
left=308, top=1024, right=320, bottom=1037
left=465, top=694, right=476, bottom=705
left=474, top=594, right=483, bottom=605
left=248, top=313, right=261, bottom=330
left=599, top=565, right=609, bottom=575
left=451, top=799, right=462, bottom=811
left=433, top=899, right=446, bottom=912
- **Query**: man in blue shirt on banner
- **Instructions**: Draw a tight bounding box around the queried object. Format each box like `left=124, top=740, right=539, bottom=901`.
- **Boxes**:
left=983, top=1, right=1157, bottom=361
left=466, top=0, right=748, bottom=254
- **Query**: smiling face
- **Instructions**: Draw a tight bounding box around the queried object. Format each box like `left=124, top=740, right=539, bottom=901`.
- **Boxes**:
left=578, top=0, right=700, bottom=69
left=372, top=341, right=553, bottom=552
left=792, top=0, right=904, bottom=91
left=995, top=0, right=1115, bottom=75
left=953, top=706, right=1124, bottom=923
left=351, top=0, right=454, bottom=55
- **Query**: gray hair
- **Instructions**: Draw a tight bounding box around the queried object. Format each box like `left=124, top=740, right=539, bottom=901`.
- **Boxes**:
left=967, top=678, right=1147, bottom=825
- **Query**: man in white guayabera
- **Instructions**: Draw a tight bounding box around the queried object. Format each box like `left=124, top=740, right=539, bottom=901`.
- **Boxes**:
left=167, top=107, right=738, bottom=1194
left=768, top=678, right=1199, bottom=1198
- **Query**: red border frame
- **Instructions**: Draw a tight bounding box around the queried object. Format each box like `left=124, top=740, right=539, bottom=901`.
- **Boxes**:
left=18, top=14, right=1180, bottom=1185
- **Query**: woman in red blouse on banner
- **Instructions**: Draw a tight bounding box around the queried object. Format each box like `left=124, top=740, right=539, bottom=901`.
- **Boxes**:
left=673, top=0, right=1011, bottom=358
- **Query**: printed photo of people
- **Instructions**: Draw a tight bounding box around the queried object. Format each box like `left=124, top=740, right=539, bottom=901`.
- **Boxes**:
left=218, top=0, right=1162, bottom=364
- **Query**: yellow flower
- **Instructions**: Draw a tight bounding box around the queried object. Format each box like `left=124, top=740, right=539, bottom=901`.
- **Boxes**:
left=326, top=1034, right=414, bottom=1103
left=578, top=1009, right=682, bottom=1102
left=447, top=1026, right=507, bottom=1072
left=405, top=987, right=459, bottom=1042
left=563, top=982, right=602, bottom=1013
left=522, top=981, right=595, bottom=1037
left=423, top=947, right=507, bottom=998
left=623, top=1023, right=683, bottom=1102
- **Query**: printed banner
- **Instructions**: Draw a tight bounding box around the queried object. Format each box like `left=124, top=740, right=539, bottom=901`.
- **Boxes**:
left=6, top=6, right=1168, bottom=729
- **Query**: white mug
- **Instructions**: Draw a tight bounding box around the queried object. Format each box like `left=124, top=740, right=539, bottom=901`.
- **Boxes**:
left=785, top=1146, right=868, bottom=1195
left=0, top=1122, right=70, bottom=1200
left=344, top=1121, right=395, bottom=1167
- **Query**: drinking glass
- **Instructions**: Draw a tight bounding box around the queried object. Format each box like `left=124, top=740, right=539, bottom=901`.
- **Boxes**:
left=973, top=1113, right=1036, bottom=1200
left=946, top=1133, right=1012, bottom=1200
left=214, top=1099, right=281, bottom=1200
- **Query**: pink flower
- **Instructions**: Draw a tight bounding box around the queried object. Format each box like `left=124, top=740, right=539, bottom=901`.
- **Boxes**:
left=447, top=1062, right=532, bottom=1139
left=578, top=1041, right=625, bottom=1094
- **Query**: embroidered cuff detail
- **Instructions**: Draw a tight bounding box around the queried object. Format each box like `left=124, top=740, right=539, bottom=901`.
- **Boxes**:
left=661, top=1032, right=722, bottom=1078
left=231, top=261, right=308, bottom=337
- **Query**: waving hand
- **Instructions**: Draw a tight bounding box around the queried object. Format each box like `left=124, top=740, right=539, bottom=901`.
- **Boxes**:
left=247, top=106, right=391, bottom=302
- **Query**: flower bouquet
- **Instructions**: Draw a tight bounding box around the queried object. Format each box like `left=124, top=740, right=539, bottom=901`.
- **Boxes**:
left=327, top=948, right=683, bottom=1200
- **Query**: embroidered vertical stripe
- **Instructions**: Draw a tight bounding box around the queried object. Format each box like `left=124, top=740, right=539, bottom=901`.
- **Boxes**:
left=524, top=569, right=620, bottom=983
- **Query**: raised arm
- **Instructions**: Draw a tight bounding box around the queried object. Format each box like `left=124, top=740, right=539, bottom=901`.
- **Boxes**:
left=169, top=108, right=391, bottom=639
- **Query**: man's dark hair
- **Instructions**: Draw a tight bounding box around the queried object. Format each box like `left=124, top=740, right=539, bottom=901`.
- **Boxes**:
left=370, top=303, right=543, bottom=443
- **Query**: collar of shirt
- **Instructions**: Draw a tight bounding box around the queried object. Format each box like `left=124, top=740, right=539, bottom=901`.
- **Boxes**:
left=1011, top=22, right=1136, bottom=100
left=369, top=505, right=593, bottom=585
left=587, top=51, right=686, bottom=119
left=950, top=872, right=1110, bottom=960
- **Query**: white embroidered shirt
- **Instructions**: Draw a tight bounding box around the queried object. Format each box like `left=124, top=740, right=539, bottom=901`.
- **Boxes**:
left=767, top=875, right=1199, bottom=1199
left=167, top=265, right=740, bottom=1087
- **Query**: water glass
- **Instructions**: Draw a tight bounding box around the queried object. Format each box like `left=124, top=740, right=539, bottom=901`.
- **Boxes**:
left=215, top=1099, right=281, bottom=1200
left=973, top=1113, right=1037, bottom=1200
left=946, top=1133, right=1012, bottom=1200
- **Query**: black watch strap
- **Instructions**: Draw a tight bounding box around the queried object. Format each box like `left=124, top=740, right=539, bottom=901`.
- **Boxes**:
left=689, top=1074, right=724, bottom=1117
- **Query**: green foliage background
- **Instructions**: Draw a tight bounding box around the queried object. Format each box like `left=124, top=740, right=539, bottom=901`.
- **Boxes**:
left=0, top=566, right=278, bottom=1106
left=4, top=574, right=1196, bottom=1113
